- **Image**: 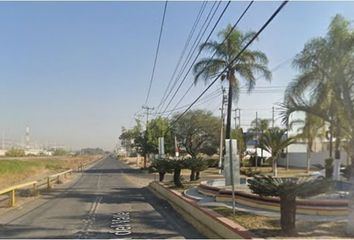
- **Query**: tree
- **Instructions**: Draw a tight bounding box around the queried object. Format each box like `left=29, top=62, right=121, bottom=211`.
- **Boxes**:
left=193, top=25, right=271, bottom=140
left=172, top=110, right=219, bottom=180
left=248, top=175, right=330, bottom=235
left=185, top=157, right=208, bottom=181
left=250, top=118, right=271, bottom=162
left=149, top=158, right=173, bottom=182
left=258, top=128, right=296, bottom=177
left=291, top=114, right=325, bottom=172
left=146, top=117, right=174, bottom=155
left=280, top=15, right=354, bottom=234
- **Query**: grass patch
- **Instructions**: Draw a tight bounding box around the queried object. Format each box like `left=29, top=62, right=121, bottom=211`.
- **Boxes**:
left=0, top=155, right=102, bottom=189
left=209, top=206, right=281, bottom=238
left=209, top=206, right=349, bottom=238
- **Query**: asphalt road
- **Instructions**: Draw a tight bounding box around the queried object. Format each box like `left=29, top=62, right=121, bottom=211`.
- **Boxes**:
left=0, top=156, right=204, bottom=239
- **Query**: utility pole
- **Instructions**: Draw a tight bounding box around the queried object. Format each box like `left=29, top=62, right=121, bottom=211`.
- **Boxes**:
left=142, top=105, right=154, bottom=129
left=233, top=108, right=241, bottom=129
left=272, top=106, right=275, bottom=128
left=255, top=112, right=258, bottom=168
left=142, top=105, right=154, bottom=168
left=219, top=88, right=227, bottom=174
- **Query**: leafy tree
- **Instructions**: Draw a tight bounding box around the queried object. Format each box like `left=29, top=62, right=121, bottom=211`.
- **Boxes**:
left=172, top=110, right=219, bottom=180
left=193, top=24, right=271, bottom=140
left=5, top=148, right=25, bottom=157
left=258, top=128, right=296, bottom=177
left=146, top=117, right=174, bottom=155
left=248, top=176, right=330, bottom=235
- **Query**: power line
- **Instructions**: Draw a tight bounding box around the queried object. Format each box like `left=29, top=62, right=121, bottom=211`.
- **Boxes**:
left=164, top=1, right=254, bottom=116
left=156, top=88, right=222, bottom=115
left=158, top=1, right=223, bottom=113
left=155, top=1, right=208, bottom=113
left=160, top=0, right=231, bottom=114
left=171, top=1, right=289, bottom=125
left=144, top=1, right=168, bottom=105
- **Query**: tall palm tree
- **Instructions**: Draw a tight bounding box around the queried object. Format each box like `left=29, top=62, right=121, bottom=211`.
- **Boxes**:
left=193, top=25, right=271, bottom=139
left=258, top=128, right=296, bottom=177
left=281, top=14, right=354, bottom=235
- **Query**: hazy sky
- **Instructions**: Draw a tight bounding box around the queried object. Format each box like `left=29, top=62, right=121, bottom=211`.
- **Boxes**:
left=1, top=1, right=354, bottom=150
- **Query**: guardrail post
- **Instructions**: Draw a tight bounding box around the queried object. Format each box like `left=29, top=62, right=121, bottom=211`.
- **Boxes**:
left=32, top=183, right=38, bottom=196
left=47, top=177, right=51, bottom=190
left=10, top=189, right=15, bottom=207
left=57, top=175, right=60, bottom=184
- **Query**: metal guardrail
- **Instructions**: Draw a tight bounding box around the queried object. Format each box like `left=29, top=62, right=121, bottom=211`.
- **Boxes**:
left=0, top=156, right=105, bottom=208
left=46, top=169, right=73, bottom=190
left=0, top=169, right=73, bottom=207
left=0, top=181, right=38, bottom=207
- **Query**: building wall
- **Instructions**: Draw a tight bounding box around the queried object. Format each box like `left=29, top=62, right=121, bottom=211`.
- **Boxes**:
left=278, top=150, right=349, bottom=168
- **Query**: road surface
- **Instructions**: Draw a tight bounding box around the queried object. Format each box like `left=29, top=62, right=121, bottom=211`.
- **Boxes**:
left=0, top=156, right=204, bottom=239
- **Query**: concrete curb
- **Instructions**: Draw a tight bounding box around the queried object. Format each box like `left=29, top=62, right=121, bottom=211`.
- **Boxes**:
left=148, top=181, right=257, bottom=239
left=199, top=182, right=348, bottom=216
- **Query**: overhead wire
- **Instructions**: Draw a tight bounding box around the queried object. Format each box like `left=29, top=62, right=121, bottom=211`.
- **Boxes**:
left=171, top=1, right=289, bottom=125
left=144, top=0, right=168, bottom=105
left=164, top=1, right=254, bottom=117
left=160, top=0, right=231, bottom=114
left=155, top=1, right=208, bottom=112
left=157, top=0, right=223, bottom=113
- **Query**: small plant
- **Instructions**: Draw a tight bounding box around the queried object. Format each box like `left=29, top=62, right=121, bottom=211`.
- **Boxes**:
left=248, top=175, right=331, bottom=235
left=240, top=167, right=261, bottom=177
left=5, top=148, right=26, bottom=157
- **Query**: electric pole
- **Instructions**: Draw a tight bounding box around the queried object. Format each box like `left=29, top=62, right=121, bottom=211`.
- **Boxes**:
left=255, top=112, right=258, bottom=168
left=233, top=108, right=241, bottom=129
left=142, top=105, right=155, bottom=129
left=219, top=88, right=227, bottom=174
left=141, top=105, right=154, bottom=168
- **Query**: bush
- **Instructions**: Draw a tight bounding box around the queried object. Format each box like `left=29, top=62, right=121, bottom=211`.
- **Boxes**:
left=206, top=158, right=219, bottom=168
left=240, top=167, right=262, bottom=177
left=5, top=148, right=26, bottom=157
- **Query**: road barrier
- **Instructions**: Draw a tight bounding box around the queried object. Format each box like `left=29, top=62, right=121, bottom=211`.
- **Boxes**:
left=46, top=169, right=73, bottom=190
left=0, top=181, right=37, bottom=207
left=0, top=169, right=73, bottom=207
left=0, top=156, right=105, bottom=208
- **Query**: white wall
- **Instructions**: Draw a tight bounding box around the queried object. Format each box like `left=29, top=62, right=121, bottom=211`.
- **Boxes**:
left=278, top=150, right=349, bottom=168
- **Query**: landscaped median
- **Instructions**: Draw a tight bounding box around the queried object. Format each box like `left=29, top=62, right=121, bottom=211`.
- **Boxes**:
left=148, top=181, right=256, bottom=239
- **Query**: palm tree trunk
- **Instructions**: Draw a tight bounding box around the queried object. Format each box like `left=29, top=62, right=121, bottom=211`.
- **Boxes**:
left=280, top=194, right=297, bottom=235
left=273, top=157, right=278, bottom=177
left=225, top=81, right=233, bottom=139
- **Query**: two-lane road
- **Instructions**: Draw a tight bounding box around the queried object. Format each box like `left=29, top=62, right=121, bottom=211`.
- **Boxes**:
left=0, top=156, right=204, bottom=239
